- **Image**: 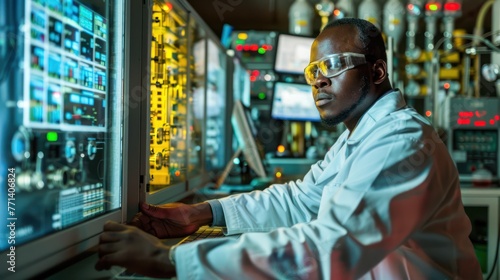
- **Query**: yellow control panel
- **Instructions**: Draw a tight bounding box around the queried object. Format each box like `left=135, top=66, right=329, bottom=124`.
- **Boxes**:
left=149, top=2, right=188, bottom=191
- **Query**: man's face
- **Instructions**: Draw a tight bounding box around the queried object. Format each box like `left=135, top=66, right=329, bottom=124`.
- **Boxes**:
left=308, top=25, right=372, bottom=128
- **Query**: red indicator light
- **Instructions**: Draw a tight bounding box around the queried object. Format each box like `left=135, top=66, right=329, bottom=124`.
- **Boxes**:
left=408, top=4, right=414, bottom=11
left=243, top=45, right=250, bottom=51
left=333, top=9, right=341, bottom=16
left=474, top=120, right=486, bottom=127
left=235, top=45, right=243, bottom=51
left=443, top=82, right=450, bottom=90
left=175, top=170, right=181, bottom=177
left=457, top=119, right=470, bottom=125
left=252, top=70, right=260, bottom=76
left=250, top=76, right=257, bottom=82
left=250, top=44, right=259, bottom=51
left=490, top=120, right=495, bottom=125
left=163, top=3, right=173, bottom=11
left=475, top=110, right=487, bottom=118
left=458, top=111, right=473, bottom=118
left=444, top=2, right=461, bottom=11
left=425, top=110, right=432, bottom=117
left=495, top=115, right=499, bottom=120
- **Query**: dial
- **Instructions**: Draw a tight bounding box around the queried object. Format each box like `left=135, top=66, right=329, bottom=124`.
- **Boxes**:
left=11, top=128, right=31, bottom=161
left=481, top=64, right=499, bottom=82
left=65, top=140, right=76, bottom=163
left=405, top=80, right=421, bottom=96
left=87, top=139, right=97, bottom=160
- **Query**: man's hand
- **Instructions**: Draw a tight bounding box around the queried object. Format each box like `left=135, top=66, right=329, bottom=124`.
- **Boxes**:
left=95, top=221, right=176, bottom=278
left=130, top=202, right=213, bottom=238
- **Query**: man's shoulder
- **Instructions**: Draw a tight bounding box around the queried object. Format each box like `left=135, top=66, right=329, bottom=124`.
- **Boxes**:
left=351, top=110, right=443, bottom=155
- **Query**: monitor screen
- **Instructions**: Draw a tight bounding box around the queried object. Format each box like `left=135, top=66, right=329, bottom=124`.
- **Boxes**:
left=271, top=82, right=320, bottom=122
left=274, top=33, right=314, bottom=74
left=233, top=57, right=251, bottom=108
left=213, top=101, right=267, bottom=188
left=0, top=0, right=125, bottom=278
left=232, top=101, right=267, bottom=178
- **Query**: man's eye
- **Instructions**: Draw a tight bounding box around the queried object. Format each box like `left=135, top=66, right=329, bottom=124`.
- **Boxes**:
left=324, top=60, right=341, bottom=70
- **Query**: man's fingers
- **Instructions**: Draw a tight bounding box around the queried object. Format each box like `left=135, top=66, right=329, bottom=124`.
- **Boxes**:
left=97, top=240, right=120, bottom=257
left=103, top=220, right=129, bottom=231
left=140, top=202, right=168, bottom=219
left=140, top=202, right=158, bottom=216
left=99, top=231, right=122, bottom=243
left=95, top=258, right=112, bottom=271
left=95, top=250, right=128, bottom=271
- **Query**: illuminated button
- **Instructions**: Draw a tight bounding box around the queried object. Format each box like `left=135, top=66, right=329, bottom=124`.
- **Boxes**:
left=277, top=145, right=285, bottom=153
left=425, top=3, right=441, bottom=12
left=237, top=33, right=248, bottom=40
left=47, top=132, right=58, bottom=142
left=444, top=2, right=461, bottom=11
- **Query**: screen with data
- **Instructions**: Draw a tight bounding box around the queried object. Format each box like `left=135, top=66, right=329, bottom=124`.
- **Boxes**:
left=271, top=82, right=320, bottom=122
left=0, top=0, right=123, bottom=251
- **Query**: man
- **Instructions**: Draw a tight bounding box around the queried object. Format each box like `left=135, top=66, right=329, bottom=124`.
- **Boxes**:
left=96, top=18, right=482, bottom=279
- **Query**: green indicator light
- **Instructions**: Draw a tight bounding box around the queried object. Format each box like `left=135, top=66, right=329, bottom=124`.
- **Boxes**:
left=235, top=39, right=245, bottom=45
left=47, top=132, right=58, bottom=142
left=258, top=48, right=266, bottom=54
left=258, top=92, right=266, bottom=100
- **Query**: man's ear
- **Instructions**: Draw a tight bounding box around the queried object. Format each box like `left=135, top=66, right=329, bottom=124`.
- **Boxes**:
left=372, top=59, right=387, bottom=85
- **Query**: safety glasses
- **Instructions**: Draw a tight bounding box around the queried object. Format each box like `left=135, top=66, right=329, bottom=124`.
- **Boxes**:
left=303, top=52, right=367, bottom=85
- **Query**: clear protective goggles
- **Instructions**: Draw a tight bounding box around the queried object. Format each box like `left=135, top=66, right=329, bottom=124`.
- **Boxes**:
left=304, top=52, right=367, bottom=85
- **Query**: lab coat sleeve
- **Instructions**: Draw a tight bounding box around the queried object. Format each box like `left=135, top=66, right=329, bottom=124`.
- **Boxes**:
left=214, top=134, right=346, bottom=233
left=174, top=118, right=453, bottom=279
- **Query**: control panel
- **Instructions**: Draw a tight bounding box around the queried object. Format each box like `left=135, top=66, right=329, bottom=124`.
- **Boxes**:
left=448, top=97, right=500, bottom=184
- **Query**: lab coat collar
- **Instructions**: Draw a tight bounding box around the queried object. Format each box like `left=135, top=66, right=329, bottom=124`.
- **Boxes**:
left=346, top=89, right=406, bottom=144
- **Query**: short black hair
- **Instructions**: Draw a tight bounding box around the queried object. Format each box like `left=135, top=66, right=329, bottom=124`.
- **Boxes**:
left=322, top=18, right=387, bottom=63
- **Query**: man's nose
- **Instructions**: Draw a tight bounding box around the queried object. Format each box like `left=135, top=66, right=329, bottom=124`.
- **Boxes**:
left=314, top=72, right=331, bottom=89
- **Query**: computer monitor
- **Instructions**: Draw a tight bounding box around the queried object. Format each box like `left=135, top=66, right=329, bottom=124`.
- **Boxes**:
left=215, top=101, right=267, bottom=188
left=271, top=82, right=320, bottom=122
left=0, top=0, right=127, bottom=278
left=274, top=33, right=314, bottom=75
left=232, top=57, right=251, bottom=108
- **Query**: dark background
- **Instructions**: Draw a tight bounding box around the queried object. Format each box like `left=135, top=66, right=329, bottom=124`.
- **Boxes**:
left=186, top=0, right=493, bottom=40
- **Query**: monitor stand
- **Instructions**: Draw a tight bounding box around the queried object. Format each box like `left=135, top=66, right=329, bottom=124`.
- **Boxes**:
left=214, top=148, right=242, bottom=189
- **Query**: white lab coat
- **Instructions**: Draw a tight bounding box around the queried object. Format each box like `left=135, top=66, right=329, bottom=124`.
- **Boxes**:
left=175, top=90, right=482, bottom=279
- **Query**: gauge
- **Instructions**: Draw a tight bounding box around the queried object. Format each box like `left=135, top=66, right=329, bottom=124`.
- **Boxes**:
left=87, top=139, right=97, bottom=160
left=65, top=140, right=76, bottom=163
left=316, top=0, right=335, bottom=17
left=481, top=64, right=499, bottom=82
left=11, top=127, right=31, bottom=161
left=405, top=80, right=421, bottom=96
left=405, top=47, right=422, bottom=61
left=405, top=63, right=421, bottom=77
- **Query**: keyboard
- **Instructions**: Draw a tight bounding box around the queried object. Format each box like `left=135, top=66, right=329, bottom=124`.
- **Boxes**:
left=179, top=226, right=224, bottom=244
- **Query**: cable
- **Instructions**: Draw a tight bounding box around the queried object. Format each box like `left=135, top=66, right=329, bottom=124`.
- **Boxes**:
left=485, top=230, right=499, bottom=280
left=434, top=33, right=500, bottom=56
left=473, top=0, right=496, bottom=47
